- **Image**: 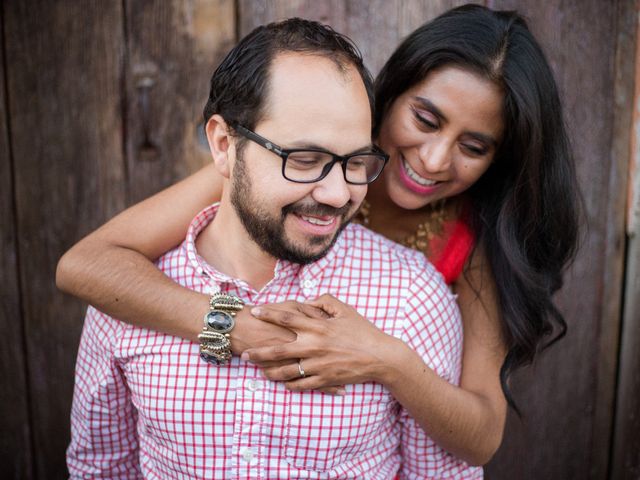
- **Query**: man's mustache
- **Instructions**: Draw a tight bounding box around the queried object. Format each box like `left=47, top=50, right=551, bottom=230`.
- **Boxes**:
left=282, top=200, right=353, bottom=218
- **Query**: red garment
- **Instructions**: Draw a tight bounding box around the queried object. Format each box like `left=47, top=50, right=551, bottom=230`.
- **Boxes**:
left=430, top=214, right=476, bottom=285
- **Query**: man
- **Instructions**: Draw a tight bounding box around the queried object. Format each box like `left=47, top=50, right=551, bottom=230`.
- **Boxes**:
left=67, top=19, right=475, bottom=479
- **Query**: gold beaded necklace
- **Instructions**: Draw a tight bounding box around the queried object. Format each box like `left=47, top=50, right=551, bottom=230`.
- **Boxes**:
left=355, top=199, right=448, bottom=255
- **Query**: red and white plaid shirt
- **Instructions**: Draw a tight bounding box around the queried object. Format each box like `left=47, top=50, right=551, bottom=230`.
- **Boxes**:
left=67, top=204, right=482, bottom=479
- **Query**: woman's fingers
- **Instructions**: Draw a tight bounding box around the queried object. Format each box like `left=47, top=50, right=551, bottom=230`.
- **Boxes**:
left=295, top=302, right=330, bottom=319
left=249, top=359, right=296, bottom=369
left=242, top=341, right=305, bottom=363
left=305, top=293, right=349, bottom=317
left=262, top=359, right=346, bottom=395
left=287, top=381, right=346, bottom=396
left=316, top=386, right=347, bottom=395
left=250, top=305, right=309, bottom=330
left=262, top=360, right=307, bottom=382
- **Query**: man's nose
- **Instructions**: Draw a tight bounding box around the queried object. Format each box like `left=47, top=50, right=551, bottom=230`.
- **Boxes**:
left=419, top=139, right=452, bottom=173
left=311, top=162, right=352, bottom=208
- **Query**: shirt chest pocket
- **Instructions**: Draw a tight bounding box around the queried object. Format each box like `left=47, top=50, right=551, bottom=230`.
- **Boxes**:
left=283, top=384, right=395, bottom=472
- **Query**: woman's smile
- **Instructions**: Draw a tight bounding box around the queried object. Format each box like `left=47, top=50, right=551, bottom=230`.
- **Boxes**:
left=398, top=155, right=443, bottom=194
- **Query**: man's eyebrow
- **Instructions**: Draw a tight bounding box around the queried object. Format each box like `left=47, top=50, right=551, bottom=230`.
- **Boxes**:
left=285, top=140, right=376, bottom=155
left=413, top=96, right=499, bottom=147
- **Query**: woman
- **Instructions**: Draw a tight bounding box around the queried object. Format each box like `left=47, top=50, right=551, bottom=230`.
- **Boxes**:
left=57, top=4, right=580, bottom=466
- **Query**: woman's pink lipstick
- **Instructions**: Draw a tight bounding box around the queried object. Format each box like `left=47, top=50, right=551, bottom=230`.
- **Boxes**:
left=398, top=157, right=441, bottom=195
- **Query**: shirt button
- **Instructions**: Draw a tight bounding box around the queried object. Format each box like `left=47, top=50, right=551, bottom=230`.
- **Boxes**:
left=245, top=379, right=263, bottom=391
left=301, top=278, right=316, bottom=289
left=241, top=447, right=254, bottom=462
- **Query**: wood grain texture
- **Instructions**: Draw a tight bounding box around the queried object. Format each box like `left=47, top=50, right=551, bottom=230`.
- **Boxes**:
left=0, top=1, right=633, bottom=477
left=0, top=9, right=34, bottom=478
left=124, top=0, right=235, bottom=204
left=612, top=232, right=640, bottom=478
left=238, top=0, right=349, bottom=37
left=611, top=2, right=640, bottom=477
left=3, top=1, right=127, bottom=477
left=484, top=1, right=624, bottom=479
left=238, top=0, right=469, bottom=75
left=341, top=0, right=469, bottom=75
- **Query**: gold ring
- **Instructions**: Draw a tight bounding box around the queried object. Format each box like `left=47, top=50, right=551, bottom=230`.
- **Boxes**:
left=297, top=360, right=306, bottom=378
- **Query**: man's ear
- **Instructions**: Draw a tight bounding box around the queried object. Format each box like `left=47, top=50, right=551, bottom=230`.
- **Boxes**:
left=205, top=114, right=234, bottom=178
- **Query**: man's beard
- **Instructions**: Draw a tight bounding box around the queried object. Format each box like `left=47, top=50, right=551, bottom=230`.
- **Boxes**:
left=230, top=154, right=355, bottom=265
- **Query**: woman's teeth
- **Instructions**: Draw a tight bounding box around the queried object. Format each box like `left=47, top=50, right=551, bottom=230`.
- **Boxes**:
left=301, top=215, right=333, bottom=226
left=402, top=159, right=438, bottom=186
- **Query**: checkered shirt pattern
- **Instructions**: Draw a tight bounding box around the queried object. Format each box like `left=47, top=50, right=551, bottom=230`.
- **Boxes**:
left=67, top=203, right=482, bottom=479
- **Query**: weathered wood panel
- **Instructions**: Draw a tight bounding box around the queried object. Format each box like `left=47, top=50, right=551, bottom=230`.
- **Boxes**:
left=0, top=11, right=34, bottom=479
left=124, top=0, right=236, bottom=205
left=341, top=0, right=470, bottom=76
left=3, top=1, right=127, bottom=477
left=238, top=0, right=349, bottom=37
left=238, top=0, right=469, bottom=75
left=484, top=0, right=626, bottom=479
left=611, top=2, right=640, bottom=477
left=0, top=0, right=632, bottom=477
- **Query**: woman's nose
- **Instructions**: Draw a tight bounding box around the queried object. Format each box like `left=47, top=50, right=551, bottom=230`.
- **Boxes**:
left=418, top=139, right=452, bottom=173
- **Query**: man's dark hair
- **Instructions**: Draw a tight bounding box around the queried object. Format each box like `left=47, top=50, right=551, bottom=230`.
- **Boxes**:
left=203, top=18, right=374, bottom=133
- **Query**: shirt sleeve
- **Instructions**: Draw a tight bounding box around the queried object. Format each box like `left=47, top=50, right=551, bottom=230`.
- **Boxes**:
left=67, top=307, right=142, bottom=479
left=397, top=263, right=482, bottom=479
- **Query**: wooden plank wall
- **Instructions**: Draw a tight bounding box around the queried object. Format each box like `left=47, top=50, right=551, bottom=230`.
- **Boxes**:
left=123, top=0, right=235, bottom=204
left=0, top=1, right=637, bottom=478
left=0, top=4, right=33, bottom=477
left=3, top=1, right=128, bottom=477
left=612, top=2, right=640, bottom=478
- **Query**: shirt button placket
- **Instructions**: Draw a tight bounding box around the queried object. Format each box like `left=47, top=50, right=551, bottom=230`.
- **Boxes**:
left=237, top=376, right=265, bottom=476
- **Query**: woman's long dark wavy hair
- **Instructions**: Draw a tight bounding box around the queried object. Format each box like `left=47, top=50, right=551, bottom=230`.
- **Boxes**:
left=374, top=4, right=581, bottom=412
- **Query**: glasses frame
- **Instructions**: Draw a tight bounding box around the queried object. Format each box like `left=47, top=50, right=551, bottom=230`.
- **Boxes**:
left=233, top=124, right=388, bottom=185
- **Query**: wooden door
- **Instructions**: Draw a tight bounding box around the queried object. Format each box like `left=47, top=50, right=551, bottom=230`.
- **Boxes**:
left=1, top=1, right=637, bottom=478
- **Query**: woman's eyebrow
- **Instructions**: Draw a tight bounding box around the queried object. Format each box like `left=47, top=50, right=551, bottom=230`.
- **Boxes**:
left=414, top=96, right=498, bottom=147
left=466, top=132, right=498, bottom=147
left=413, top=96, right=447, bottom=121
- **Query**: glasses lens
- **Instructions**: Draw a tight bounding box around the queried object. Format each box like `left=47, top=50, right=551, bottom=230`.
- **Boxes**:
left=284, top=151, right=334, bottom=182
left=345, top=155, right=387, bottom=184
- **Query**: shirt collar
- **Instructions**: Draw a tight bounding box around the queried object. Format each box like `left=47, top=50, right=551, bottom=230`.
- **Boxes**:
left=185, top=203, right=344, bottom=291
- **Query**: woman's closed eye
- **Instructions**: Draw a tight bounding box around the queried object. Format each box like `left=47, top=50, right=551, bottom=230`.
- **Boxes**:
left=412, top=108, right=439, bottom=130
left=461, top=142, right=489, bottom=156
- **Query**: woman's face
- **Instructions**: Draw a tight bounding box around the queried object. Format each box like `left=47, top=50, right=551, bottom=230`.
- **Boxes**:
left=376, top=66, right=505, bottom=210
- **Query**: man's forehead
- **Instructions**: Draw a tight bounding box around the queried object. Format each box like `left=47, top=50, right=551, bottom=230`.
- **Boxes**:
left=257, top=52, right=372, bottom=150
left=268, top=52, right=362, bottom=103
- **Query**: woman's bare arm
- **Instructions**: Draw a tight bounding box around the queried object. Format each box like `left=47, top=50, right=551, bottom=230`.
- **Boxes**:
left=453, top=247, right=508, bottom=461
left=243, top=247, right=507, bottom=466
left=56, top=163, right=315, bottom=359
left=386, top=247, right=507, bottom=465
left=56, top=164, right=221, bottom=341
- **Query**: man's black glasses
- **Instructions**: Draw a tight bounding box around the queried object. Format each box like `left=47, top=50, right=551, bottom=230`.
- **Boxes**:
left=233, top=124, right=388, bottom=185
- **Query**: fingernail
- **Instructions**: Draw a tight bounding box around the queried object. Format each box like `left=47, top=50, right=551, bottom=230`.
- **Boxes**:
left=336, top=388, right=346, bottom=396
left=251, top=307, right=261, bottom=316
left=241, top=352, right=250, bottom=361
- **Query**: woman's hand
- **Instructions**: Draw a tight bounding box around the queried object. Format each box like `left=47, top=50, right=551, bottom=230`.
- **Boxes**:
left=241, top=294, right=400, bottom=392
left=230, top=305, right=297, bottom=362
